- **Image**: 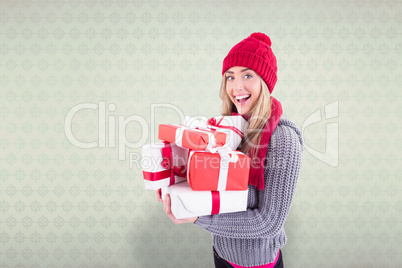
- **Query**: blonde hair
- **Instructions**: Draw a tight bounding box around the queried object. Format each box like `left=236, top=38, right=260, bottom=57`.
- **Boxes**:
left=219, top=74, right=272, bottom=157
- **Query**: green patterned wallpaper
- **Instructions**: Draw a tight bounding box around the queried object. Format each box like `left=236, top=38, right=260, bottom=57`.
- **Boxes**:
left=1, top=0, right=401, bottom=267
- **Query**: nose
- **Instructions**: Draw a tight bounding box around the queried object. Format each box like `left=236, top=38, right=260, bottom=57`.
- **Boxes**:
left=233, top=77, right=244, bottom=91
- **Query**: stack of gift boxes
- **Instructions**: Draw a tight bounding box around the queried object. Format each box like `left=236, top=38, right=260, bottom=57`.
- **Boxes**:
left=141, top=116, right=251, bottom=219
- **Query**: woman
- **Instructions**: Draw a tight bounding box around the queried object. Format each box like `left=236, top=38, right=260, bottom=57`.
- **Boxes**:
left=159, top=32, right=303, bottom=268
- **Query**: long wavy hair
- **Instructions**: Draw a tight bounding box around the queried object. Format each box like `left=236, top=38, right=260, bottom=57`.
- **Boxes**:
left=219, top=74, right=272, bottom=157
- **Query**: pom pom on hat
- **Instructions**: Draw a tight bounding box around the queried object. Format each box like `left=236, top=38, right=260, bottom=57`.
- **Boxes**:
left=250, top=32, right=271, bottom=46
left=222, top=32, right=277, bottom=93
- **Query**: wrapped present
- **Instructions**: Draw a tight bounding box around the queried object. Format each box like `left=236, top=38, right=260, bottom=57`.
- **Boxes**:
left=204, top=116, right=249, bottom=151
left=141, top=142, right=188, bottom=190
left=161, top=181, right=248, bottom=219
left=187, top=149, right=250, bottom=191
left=158, top=115, right=249, bottom=151
left=158, top=124, right=226, bottom=151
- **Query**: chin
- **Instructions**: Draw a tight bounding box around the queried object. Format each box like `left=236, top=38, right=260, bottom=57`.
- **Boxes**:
left=236, top=108, right=250, bottom=115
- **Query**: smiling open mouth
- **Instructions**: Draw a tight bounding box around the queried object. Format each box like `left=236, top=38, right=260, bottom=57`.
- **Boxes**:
left=235, top=94, right=251, bottom=105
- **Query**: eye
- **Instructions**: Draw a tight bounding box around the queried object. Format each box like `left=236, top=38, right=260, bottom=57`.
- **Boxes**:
left=226, top=76, right=234, bottom=81
left=245, top=74, right=252, bottom=79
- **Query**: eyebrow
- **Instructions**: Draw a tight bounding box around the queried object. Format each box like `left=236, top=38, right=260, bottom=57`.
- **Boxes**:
left=225, top=68, right=252, bottom=74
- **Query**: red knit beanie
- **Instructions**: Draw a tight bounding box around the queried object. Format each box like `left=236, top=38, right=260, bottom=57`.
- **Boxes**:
left=222, top=32, right=277, bottom=93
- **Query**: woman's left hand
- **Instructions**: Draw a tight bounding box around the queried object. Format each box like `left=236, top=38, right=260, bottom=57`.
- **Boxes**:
left=163, top=194, right=198, bottom=224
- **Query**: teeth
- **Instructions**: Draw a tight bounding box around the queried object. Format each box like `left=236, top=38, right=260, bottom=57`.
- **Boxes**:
left=235, top=95, right=250, bottom=100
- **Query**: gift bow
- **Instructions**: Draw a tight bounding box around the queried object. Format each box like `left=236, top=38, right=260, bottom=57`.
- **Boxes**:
left=185, top=116, right=245, bottom=140
left=161, top=142, right=186, bottom=185
left=184, top=116, right=211, bottom=131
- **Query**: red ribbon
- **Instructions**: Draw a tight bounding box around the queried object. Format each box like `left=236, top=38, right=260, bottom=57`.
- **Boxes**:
left=207, top=117, right=244, bottom=139
left=161, top=142, right=186, bottom=186
left=143, top=169, right=171, bottom=181
left=211, top=191, right=220, bottom=215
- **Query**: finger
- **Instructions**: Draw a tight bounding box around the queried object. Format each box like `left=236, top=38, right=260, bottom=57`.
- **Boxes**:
left=163, top=194, right=172, bottom=215
left=163, top=194, right=169, bottom=215
left=163, top=194, right=167, bottom=213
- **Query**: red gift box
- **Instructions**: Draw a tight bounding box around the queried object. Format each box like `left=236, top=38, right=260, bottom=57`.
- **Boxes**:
left=158, top=124, right=226, bottom=150
left=187, top=149, right=250, bottom=191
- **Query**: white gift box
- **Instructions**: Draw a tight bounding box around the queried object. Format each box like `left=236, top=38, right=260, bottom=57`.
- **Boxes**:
left=161, top=181, right=248, bottom=219
left=141, top=142, right=188, bottom=190
left=185, top=115, right=249, bottom=151
left=205, top=115, right=249, bottom=151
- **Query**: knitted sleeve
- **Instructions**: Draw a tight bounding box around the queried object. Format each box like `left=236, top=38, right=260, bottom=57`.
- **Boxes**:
left=194, top=122, right=303, bottom=239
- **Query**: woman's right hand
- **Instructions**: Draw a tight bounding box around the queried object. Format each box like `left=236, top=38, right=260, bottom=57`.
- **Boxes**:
left=163, top=193, right=198, bottom=224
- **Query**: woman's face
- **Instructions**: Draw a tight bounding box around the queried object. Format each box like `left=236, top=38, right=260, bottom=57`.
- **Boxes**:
left=225, top=66, right=262, bottom=115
